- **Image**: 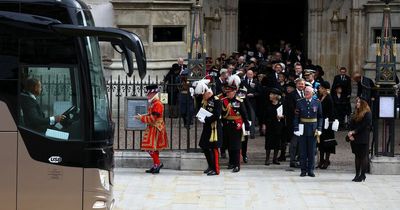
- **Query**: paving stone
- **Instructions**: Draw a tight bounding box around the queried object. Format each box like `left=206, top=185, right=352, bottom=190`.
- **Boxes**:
left=114, top=167, right=400, bottom=210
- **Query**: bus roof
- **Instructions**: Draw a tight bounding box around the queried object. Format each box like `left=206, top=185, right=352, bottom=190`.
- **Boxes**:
left=0, top=0, right=89, bottom=9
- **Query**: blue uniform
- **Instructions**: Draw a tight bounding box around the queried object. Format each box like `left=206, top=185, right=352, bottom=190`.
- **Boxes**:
left=293, top=98, right=323, bottom=175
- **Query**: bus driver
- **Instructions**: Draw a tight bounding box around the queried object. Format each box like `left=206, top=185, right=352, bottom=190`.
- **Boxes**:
left=20, top=78, right=65, bottom=132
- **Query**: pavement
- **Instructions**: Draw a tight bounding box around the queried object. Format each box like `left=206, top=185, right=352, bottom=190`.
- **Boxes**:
left=113, top=167, right=400, bottom=210
left=112, top=125, right=400, bottom=209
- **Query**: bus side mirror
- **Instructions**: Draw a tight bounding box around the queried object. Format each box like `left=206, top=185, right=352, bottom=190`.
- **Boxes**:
left=112, top=42, right=134, bottom=77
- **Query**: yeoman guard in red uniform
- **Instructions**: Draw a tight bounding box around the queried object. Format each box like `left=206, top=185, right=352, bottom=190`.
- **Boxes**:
left=135, top=85, right=168, bottom=174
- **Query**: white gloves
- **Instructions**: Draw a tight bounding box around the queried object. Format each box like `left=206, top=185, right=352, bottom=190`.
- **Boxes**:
left=324, top=118, right=329, bottom=129
left=332, top=119, right=339, bottom=131
left=189, top=87, right=194, bottom=97
left=197, top=116, right=205, bottom=123
left=294, top=131, right=301, bottom=136
left=316, top=130, right=322, bottom=136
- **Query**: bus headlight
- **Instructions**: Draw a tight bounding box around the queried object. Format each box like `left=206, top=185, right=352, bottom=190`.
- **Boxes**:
left=99, top=170, right=110, bottom=191
left=92, top=200, right=107, bottom=209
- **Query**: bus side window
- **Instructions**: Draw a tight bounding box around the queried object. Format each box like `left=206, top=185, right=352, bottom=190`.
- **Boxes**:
left=19, top=68, right=83, bottom=141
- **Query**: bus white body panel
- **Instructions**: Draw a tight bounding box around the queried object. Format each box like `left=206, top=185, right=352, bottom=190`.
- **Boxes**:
left=0, top=102, right=17, bottom=210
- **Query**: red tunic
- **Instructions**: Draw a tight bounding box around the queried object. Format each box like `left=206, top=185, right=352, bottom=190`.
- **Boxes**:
left=139, top=99, right=168, bottom=151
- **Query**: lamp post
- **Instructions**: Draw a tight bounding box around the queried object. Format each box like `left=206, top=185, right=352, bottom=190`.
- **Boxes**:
left=373, top=0, right=397, bottom=157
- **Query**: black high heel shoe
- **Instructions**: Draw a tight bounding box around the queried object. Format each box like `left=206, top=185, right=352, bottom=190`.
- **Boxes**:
left=316, top=161, right=324, bottom=169
left=354, top=174, right=366, bottom=182
left=320, top=160, right=330, bottom=169
left=352, top=175, right=359, bottom=181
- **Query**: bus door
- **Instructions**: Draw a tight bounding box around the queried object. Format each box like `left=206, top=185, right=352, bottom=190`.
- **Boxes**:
left=0, top=11, right=146, bottom=210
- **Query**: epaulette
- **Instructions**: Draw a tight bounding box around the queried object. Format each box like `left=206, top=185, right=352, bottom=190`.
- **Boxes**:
left=236, top=97, right=243, bottom=102
left=216, top=93, right=224, bottom=99
left=297, top=98, right=305, bottom=102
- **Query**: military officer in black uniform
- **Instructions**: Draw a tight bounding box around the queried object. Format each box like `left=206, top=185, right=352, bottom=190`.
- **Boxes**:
left=195, top=79, right=222, bottom=176
left=219, top=75, right=250, bottom=173
left=294, top=86, right=323, bottom=177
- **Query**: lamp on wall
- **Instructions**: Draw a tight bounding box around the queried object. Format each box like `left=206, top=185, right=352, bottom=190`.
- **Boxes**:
left=204, top=9, right=222, bottom=30
left=330, top=10, right=347, bottom=33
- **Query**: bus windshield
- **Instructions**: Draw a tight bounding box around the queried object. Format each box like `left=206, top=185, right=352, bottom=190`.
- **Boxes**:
left=78, top=9, right=113, bottom=141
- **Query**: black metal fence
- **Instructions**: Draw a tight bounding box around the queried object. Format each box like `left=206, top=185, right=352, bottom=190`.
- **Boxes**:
left=106, top=75, right=203, bottom=152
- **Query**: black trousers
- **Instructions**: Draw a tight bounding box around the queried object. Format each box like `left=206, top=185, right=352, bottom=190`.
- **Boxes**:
left=241, top=136, right=248, bottom=157
left=228, top=149, right=240, bottom=167
left=203, top=148, right=220, bottom=173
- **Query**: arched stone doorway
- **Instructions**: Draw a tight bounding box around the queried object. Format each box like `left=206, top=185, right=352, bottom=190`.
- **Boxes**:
left=238, top=0, right=308, bottom=55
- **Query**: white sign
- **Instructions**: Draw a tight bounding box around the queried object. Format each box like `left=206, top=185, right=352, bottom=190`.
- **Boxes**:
left=160, top=93, right=168, bottom=104
left=125, top=97, right=148, bottom=130
left=379, top=96, right=395, bottom=118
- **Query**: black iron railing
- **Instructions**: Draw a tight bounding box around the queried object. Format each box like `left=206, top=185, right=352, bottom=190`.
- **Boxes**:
left=106, top=75, right=203, bottom=152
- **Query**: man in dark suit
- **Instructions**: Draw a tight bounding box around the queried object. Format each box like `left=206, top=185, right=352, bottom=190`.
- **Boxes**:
left=20, top=78, right=65, bottom=132
left=332, top=67, right=352, bottom=98
left=294, top=86, right=323, bottom=177
left=242, top=69, right=258, bottom=139
left=352, top=72, right=376, bottom=106
left=176, top=57, right=188, bottom=75
left=283, top=43, right=297, bottom=68
left=215, top=68, right=228, bottom=95
left=288, top=78, right=306, bottom=168
left=265, top=63, right=282, bottom=89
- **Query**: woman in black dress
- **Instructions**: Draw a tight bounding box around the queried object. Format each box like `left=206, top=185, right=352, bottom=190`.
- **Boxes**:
left=347, top=97, right=372, bottom=182
left=262, top=88, right=284, bottom=165
left=332, top=84, right=351, bottom=130
left=317, top=81, right=336, bottom=169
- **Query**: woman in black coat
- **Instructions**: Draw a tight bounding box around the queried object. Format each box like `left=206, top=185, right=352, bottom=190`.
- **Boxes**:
left=262, top=88, right=284, bottom=165
left=317, top=81, right=336, bottom=169
left=347, top=97, right=372, bottom=182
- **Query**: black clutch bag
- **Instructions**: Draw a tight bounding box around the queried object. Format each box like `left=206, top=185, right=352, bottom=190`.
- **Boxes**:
left=324, top=139, right=338, bottom=147
left=345, top=135, right=351, bottom=142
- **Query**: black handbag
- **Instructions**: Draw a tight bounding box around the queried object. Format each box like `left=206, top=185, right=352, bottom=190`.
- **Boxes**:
left=345, top=135, right=351, bottom=142
left=323, top=139, right=338, bottom=148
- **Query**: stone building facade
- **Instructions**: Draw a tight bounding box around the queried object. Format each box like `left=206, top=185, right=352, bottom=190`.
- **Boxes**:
left=83, top=0, right=400, bottom=82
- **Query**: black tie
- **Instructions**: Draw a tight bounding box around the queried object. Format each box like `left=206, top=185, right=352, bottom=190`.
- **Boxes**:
left=301, top=91, right=304, bottom=98
left=341, top=75, right=344, bottom=81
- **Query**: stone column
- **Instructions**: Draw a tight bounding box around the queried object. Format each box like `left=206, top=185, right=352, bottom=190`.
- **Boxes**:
left=203, top=0, right=238, bottom=58
left=349, top=8, right=364, bottom=74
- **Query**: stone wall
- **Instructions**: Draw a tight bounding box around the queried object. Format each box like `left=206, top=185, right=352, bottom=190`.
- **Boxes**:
left=81, top=0, right=400, bottom=82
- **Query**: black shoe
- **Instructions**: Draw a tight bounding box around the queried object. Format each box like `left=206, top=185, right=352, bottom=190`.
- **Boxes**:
left=221, top=153, right=227, bottom=159
left=227, top=164, right=234, bottom=169
left=272, top=160, right=280, bottom=165
left=290, top=163, right=300, bottom=168
left=145, top=166, right=155, bottom=173
left=207, top=170, right=218, bottom=176
left=354, top=174, right=366, bottom=182
left=232, top=166, right=240, bottom=173
left=152, top=163, right=163, bottom=174
left=308, top=172, right=315, bottom=177
left=203, top=168, right=212, bottom=174
left=316, top=161, right=324, bottom=169
left=320, top=160, right=330, bottom=169
left=300, top=172, right=307, bottom=177
left=352, top=175, right=359, bottom=182
left=243, top=156, right=248, bottom=163
left=265, top=160, right=270, bottom=166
